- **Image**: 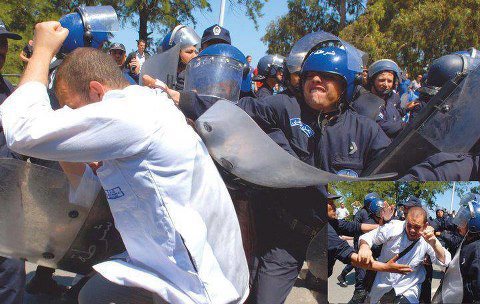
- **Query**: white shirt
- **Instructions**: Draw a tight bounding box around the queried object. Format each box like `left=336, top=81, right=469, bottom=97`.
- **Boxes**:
left=336, top=207, right=350, bottom=220
left=0, top=82, right=249, bottom=304
left=360, top=220, right=451, bottom=304
left=136, top=51, right=147, bottom=69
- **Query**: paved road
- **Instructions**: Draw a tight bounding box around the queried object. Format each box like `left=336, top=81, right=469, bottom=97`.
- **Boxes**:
left=24, top=262, right=325, bottom=303
left=328, top=241, right=444, bottom=303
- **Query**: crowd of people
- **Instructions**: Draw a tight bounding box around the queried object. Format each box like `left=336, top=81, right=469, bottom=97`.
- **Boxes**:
left=329, top=192, right=480, bottom=304
left=0, top=3, right=479, bottom=304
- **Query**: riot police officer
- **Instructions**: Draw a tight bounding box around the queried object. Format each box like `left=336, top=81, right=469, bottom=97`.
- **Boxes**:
left=400, top=49, right=480, bottom=181
left=338, top=192, right=379, bottom=287
left=252, top=54, right=285, bottom=98
left=200, top=24, right=231, bottom=50
left=451, top=194, right=480, bottom=303
left=149, top=33, right=391, bottom=303
left=352, top=59, right=409, bottom=138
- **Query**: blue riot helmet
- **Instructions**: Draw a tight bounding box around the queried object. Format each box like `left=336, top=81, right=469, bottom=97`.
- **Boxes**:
left=367, top=59, right=402, bottom=96
left=369, top=197, right=386, bottom=218
left=367, top=59, right=402, bottom=83
left=59, top=6, right=119, bottom=54
left=141, top=25, right=200, bottom=87
left=252, top=54, right=285, bottom=82
left=285, top=31, right=365, bottom=96
left=184, top=43, right=247, bottom=101
left=159, top=25, right=201, bottom=53
left=454, top=193, right=480, bottom=233
left=364, top=192, right=379, bottom=209
left=301, top=46, right=363, bottom=103
left=418, top=49, right=480, bottom=97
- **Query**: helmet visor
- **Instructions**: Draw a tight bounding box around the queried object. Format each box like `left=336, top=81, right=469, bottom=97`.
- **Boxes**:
left=77, top=6, right=119, bottom=33
left=184, top=55, right=243, bottom=101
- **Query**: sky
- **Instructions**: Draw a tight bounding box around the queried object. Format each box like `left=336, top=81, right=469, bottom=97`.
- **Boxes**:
left=431, top=182, right=479, bottom=215
left=113, top=1, right=289, bottom=67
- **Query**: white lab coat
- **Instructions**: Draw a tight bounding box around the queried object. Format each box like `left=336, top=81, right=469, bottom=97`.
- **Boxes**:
left=0, top=82, right=249, bottom=304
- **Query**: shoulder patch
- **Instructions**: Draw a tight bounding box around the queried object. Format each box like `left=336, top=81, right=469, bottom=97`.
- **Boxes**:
left=290, top=118, right=314, bottom=138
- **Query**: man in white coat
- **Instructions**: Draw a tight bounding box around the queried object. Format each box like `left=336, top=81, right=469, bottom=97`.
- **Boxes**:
left=358, top=207, right=451, bottom=304
left=0, top=21, right=249, bottom=304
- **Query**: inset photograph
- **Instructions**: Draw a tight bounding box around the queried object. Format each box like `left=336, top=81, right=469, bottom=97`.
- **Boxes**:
left=327, top=181, right=480, bottom=304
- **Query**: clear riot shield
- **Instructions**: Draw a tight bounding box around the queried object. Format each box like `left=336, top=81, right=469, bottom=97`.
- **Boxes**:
left=184, top=56, right=243, bottom=101
left=77, top=6, right=119, bottom=33
left=0, top=158, right=124, bottom=274
left=306, top=226, right=327, bottom=281
left=140, top=46, right=180, bottom=88
left=432, top=239, right=465, bottom=304
left=195, top=100, right=396, bottom=188
left=363, top=66, right=478, bottom=177
left=140, top=25, right=200, bottom=88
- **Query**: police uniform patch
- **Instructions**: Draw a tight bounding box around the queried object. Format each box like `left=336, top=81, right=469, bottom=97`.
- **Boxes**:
left=105, top=187, right=125, bottom=199
left=300, top=124, right=314, bottom=138
left=290, top=118, right=302, bottom=127
left=213, top=26, right=221, bottom=36
left=290, top=118, right=314, bottom=137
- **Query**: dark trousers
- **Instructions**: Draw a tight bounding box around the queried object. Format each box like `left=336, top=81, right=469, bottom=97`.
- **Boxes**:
left=0, top=257, right=25, bottom=304
left=341, top=264, right=354, bottom=278
left=248, top=247, right=305, bottom=304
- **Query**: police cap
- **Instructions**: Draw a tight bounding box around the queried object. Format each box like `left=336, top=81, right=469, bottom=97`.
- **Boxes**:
left=201, top=24, right=231, bottom=47
left=0, top=18, right=22, bottom=40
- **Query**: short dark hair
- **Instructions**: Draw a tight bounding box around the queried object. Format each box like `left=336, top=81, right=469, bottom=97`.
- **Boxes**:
left=55, top=48, right=129, bottom=102
left=246, top=55, right=252, bottom=59
left=408, top=206, right=428, bottom=224
left=137, top=39, right=146, bottom=45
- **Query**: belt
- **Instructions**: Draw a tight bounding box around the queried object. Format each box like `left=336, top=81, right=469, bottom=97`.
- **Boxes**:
left=274, top=208, right=320, bottom=240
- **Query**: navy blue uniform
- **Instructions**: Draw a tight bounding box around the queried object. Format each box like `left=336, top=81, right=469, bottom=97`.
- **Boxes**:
left=353, top=213, right=381, bottom=292
left=328, top=223, right=355, bottom=278
left=352, top=88, right=405, bottom=138
left=179, top=92, right=391, bottom=176
left=0, top=76, right=26, bottom=304
left=460, top=238, right=480, bottom=303
left=440, top=230, right=463, bottom=256
left=401, top=153, right=480, bottom=181
left=255, top=86, right=273, bottom=98
left=179, top=91, right=389, bottom=303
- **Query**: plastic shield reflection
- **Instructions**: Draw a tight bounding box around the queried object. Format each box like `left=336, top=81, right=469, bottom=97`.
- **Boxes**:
left=185, top=56, right=243, bottom=101
left=0, top=158, right=125, bottom=274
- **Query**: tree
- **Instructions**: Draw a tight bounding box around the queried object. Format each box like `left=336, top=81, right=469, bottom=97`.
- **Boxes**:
left=1, top=0, right=267, bottom=77
left=261, top=0, right=364, bottom=56
left=331, top=181, right=451, bottom=214
left=112, top=0, right=267, bottom=47
left=340, top=0, right=480, bottom=76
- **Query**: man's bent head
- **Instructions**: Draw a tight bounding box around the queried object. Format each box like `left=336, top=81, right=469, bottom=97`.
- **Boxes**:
left=55, top=47, right=129, bottom=109
left=405, top=207, right=428, bottom=240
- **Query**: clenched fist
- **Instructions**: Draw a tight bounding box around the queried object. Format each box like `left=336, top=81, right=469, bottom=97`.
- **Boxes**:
left=32, top=21, right=69, bottom=59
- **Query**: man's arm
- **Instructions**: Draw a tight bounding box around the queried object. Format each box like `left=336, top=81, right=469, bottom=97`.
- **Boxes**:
left=423, top=226, right=451, bottom=265
left=350, top=253, right=412, bottom=274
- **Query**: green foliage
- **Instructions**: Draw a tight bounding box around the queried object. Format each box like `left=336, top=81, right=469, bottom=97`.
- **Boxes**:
left=262, top=0, right=364, bottom=56
left=340, top=0, right=480, bottom=76
left=0, top=0, right=266, bottom=76
left=331, top=181, right=451, bottom=214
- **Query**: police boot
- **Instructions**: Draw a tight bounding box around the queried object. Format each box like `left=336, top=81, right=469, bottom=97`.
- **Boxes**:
left=337, top=273, right=348, bottom=287
left=348, top=289, right=368, bottom=304
left=25, top=266, right=67, bottom=296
